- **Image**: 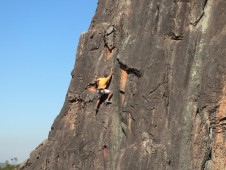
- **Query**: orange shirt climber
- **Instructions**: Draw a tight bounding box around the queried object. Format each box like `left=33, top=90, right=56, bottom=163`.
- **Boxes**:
left=96, top=76, right=111, bottom=89
left=87, top=68, right=113, bottom=113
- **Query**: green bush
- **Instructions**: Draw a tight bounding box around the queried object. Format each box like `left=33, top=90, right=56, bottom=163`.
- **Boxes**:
left=0, top=164, right=20, bottom=170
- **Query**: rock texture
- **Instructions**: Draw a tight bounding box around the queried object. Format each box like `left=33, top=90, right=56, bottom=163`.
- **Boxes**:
left=19, top=0, right=226, bottom=170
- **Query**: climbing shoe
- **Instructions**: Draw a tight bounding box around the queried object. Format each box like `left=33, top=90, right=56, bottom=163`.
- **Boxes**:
left=105, top=100, right=112, bottom=104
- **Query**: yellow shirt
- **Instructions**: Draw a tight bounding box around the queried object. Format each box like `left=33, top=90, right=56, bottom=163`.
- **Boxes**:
left=97, top=76, right=110, bottom=89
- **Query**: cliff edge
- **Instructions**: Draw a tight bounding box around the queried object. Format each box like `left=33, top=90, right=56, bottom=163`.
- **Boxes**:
left=19, top=0, right=226, bottom=169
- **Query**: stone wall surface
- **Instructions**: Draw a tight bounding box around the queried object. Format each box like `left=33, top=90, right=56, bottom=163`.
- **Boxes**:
left=19, top=0, right=226, bottom=170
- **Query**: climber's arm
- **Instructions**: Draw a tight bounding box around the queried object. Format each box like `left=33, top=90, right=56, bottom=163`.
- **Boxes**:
left=108, top=68, right=113, bottom=79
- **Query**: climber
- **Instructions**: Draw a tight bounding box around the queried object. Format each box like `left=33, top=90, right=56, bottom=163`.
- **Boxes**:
left=87, top=68, right=113, bottom=112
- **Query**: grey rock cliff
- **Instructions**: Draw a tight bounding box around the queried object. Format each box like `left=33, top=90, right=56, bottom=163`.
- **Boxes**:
left=19, top=0, right=226, bottom=169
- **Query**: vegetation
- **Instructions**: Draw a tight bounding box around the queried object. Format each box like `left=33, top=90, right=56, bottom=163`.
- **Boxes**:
left=0, top=158, right=20, bottom=170
left=0, top=164, right=20, bottom=170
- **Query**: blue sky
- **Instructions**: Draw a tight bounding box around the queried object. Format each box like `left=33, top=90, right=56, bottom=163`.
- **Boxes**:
left=0, top=0, right=97, bottom=163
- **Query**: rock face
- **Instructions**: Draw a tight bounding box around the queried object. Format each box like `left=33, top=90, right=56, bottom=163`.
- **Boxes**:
left=20, top=0, right=226, bottom=169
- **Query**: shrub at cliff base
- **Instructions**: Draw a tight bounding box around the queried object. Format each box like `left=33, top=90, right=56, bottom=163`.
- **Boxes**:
left=0, top=164, right=20, bottom=170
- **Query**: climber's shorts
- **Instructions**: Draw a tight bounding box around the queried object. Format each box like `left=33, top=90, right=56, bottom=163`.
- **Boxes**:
left=97, top=89, right=110, bottom=99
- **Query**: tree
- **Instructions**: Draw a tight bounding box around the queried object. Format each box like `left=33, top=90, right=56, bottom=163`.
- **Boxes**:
left=4, top=160, right=9, bottom=166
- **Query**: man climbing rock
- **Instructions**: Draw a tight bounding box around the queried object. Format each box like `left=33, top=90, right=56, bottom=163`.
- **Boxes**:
left=87, top=68, right=113, bottom=112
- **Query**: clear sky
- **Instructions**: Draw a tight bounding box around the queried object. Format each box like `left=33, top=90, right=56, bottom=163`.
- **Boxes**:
left=0, top=0, right=97, bottom=163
